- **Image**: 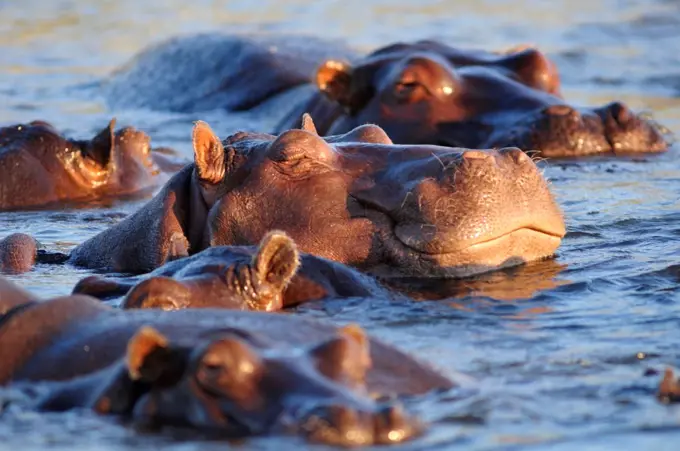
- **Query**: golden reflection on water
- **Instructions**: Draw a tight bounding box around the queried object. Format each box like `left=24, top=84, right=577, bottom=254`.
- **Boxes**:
left=384, top=259, right=569, bottom=302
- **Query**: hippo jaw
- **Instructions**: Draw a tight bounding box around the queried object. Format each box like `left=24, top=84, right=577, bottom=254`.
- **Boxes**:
left=350, top=147, right=566, bottom=278
left=111, top=324, right=421, bottom=446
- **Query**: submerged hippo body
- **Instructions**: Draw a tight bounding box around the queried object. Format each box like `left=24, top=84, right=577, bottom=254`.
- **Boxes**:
left=73, top=231, right=393, bottom=311
left=0, top=280, right=452, bottom=446
left=105, top=34, right=670, bottom=157
left=0, top=119, right=181, bottom=212
left=68, top=118, right=566, bottom=278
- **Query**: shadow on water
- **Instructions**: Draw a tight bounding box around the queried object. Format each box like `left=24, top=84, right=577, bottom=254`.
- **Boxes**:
left=1, top=0, right=680, bottom=449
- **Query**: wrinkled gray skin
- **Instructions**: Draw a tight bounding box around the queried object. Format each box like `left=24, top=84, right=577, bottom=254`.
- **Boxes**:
left=0, top=278, right=453, bottom=446
left=0, top=119, right=181, bottom=212
left=73, top=231, right=393, bottom=311
left=104, top=34, right=670, bottom=157
left=68, top=117, right=565, bottom=278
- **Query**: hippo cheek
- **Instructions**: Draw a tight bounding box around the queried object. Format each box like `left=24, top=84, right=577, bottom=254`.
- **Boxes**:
left=205, top=187, right=379, bottom=270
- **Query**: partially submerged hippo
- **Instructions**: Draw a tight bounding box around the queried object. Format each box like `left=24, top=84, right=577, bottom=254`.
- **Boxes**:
left=0, top=279, right=453, bottom=446
left=67, top=118, right=565, bottom=278
left=104, top=34, right=670, bottom=157
left=73, top=230, right=393, bottom=311
left=658, top=368, right=680, bottom=404
left=0, top=233, right=71, bottom=275
left=0, top=119, right=183, bottom=211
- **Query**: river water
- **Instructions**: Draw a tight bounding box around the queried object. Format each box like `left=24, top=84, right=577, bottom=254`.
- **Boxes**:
left=1, top=0, right=680, bottom=449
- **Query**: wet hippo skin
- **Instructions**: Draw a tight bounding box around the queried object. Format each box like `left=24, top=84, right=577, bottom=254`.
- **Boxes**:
left=0, top=119, right=184, bottom=212
left=73, top=230, right=395, bottom=311
left=103, top=34, right=670, bottom=157
left=0, top=278, right=454, bottom=446
left=67, top=116, right=566, bottom=278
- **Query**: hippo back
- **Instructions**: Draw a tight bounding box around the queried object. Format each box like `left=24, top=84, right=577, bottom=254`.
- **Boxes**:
left=103, top=33, right=358, bottom=114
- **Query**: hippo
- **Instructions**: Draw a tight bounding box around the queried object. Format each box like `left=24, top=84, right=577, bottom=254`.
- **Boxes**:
left=658, top=368, right=680, bottom=404
left=0, top=118, right=186, bottom=212
left=64, top=117, right=565, bottom=278
left=0, top=233, right=39, bottom=274
left=0, top=279, right=453, bottom=446
left=103, top=34, right=670, bottom=157
left=73, top=230, right=394, bottom=311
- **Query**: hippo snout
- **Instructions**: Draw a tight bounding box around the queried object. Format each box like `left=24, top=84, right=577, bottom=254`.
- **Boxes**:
left=298, top=402, right=420, bottom=447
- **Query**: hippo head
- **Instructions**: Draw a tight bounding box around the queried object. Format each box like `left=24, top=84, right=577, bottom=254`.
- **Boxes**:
left=120, top=231, right=300, bottom=311
left=0, top=118, right=163, bottom=210
left=186, top=117, right=565, bottom=278
left=312, top=40, right=670, bottom=157
left=93, top=324, right=419, bottom=446
left=68, top=118, right=162, bottom=194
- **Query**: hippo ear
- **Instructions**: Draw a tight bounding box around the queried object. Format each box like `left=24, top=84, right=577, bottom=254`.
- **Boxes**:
left=309, top=323, right=372, bottom=387
left=300, top=113, right=318, bottom=135
left=86, top=118, right=116, bottom=166
left=316, top=60, right=354, bottom=108
left=252, top=230, right=300, bottom=290
left=339, top=323, right=372, bottom=370
left=192, top=121, right=225, bottom=186
left=126, top=326, right=185, bottom=384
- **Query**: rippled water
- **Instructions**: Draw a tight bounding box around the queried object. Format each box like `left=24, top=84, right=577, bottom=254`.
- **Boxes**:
left=1, top=0, right=680, bottom=449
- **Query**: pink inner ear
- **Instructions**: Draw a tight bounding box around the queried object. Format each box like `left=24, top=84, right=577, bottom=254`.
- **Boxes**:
left=300, top=113, right=318, bottom=135
left=192, top=121, right=225, bottom=186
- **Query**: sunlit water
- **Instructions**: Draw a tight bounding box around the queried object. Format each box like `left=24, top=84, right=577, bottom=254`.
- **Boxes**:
left=1, top=0, right=680, bottom=449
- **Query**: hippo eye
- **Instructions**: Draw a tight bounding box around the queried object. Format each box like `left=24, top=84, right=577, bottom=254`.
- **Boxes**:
left=392, top=80, right=427, bottom=103
left=195, top=338, right=263, bottom=399
left=272, top=144, right=306, bottom=162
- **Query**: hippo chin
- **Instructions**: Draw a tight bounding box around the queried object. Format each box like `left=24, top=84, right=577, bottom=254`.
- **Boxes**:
left=67, top=117, right=565, bottom=278
left=104, top=34, right=670, bottom=157
left=0, top=279, right=453, bottom=447
left=0, top=119, right=179, bottom=212
left=73, top=230, right=393, bottom=310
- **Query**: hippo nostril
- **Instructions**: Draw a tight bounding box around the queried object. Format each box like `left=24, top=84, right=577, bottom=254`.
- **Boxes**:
left=461, top=150, right=492, bottom=161
left=303, top=404, right=374, bottom=446
left=543, top=104, right=577, bottom=117
left=374, top=403, right=419, bottom=444
left=608, top=102, right=632, bottom=126
left=501, top=147, right=531, bottom=164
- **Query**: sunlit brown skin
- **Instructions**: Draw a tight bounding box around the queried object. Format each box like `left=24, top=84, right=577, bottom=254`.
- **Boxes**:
left=658, top=368, right=680, bottom=404
left=68, top=117, right=565, bottom=278
left=73, top=231, right=393, bottom=310
left=0, top=275, right=38, bottom=313
left=0, top=119, right=179, bottom=212
left=279, top=41, right=670, bottom=157
left=105, top=34, right=669, bottom=157
left=0, top=280, right=453, bottom=447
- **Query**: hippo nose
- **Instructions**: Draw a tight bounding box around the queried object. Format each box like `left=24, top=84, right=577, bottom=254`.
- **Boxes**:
left=460, top=150, right=493, bottom=161
left=542, top=105, right=581, bottom=122
left=498, top=147, right=531, bottom=164
left=302, top=404, right=374, bottom=446
left=373, top=403, right=421, bottom=444
left=301, top=402, right=419, bottom=446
